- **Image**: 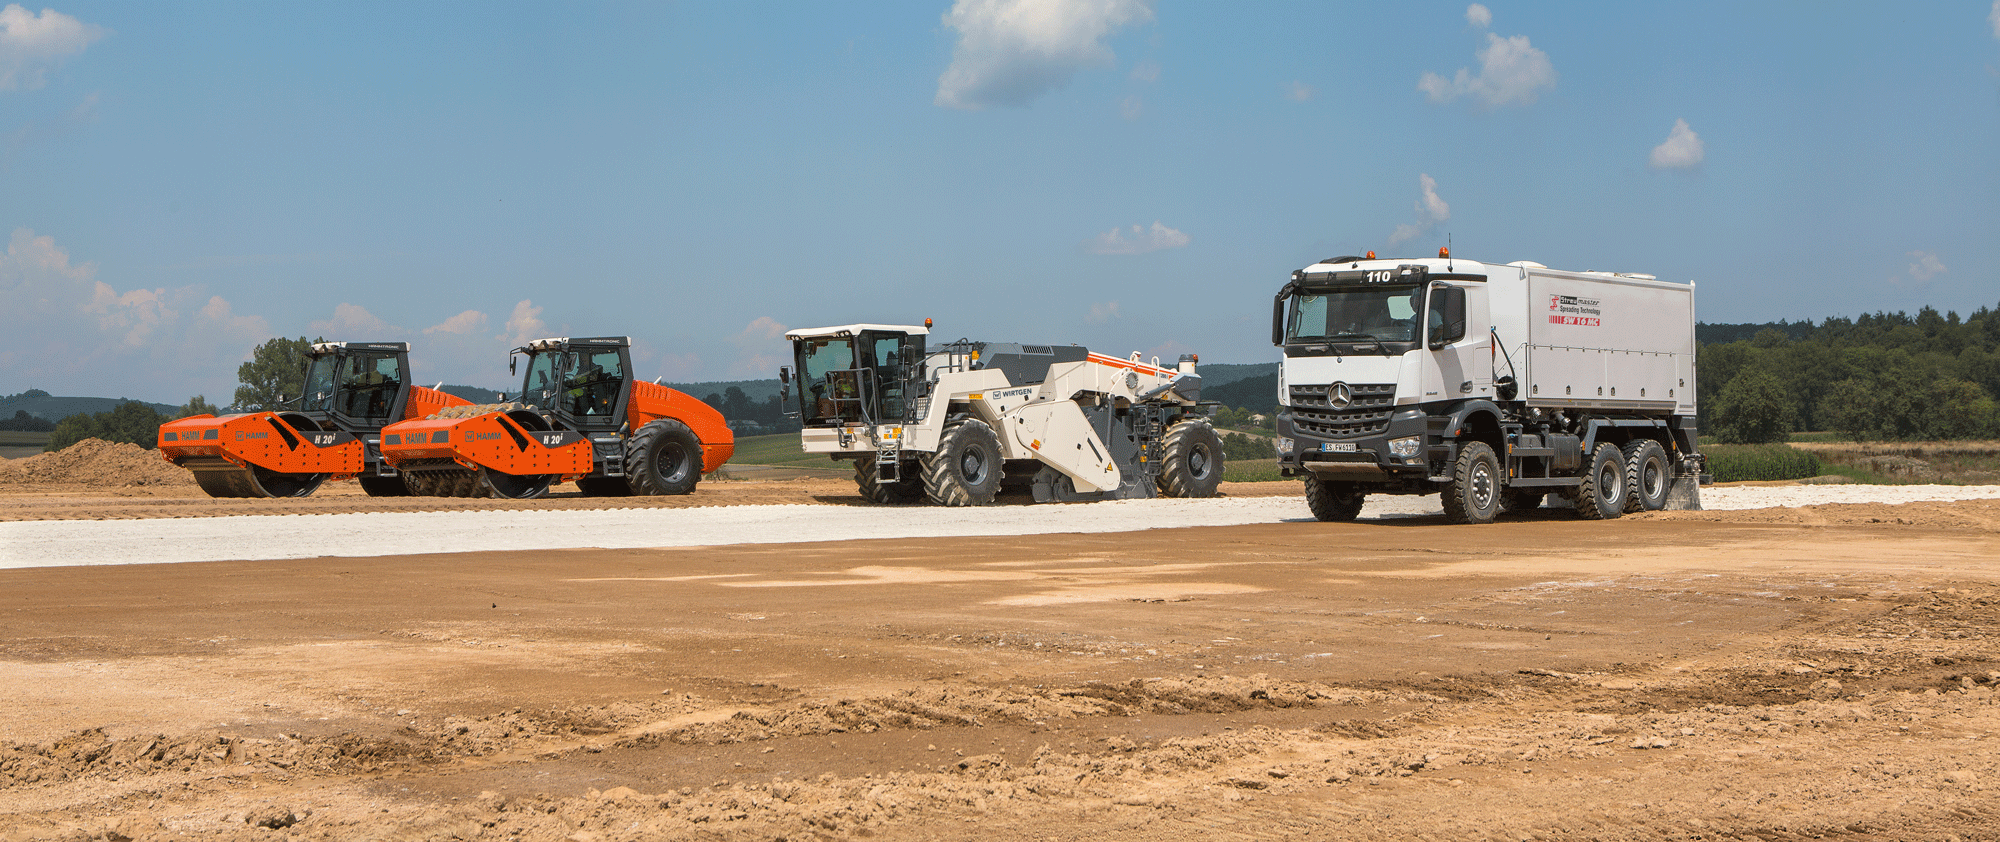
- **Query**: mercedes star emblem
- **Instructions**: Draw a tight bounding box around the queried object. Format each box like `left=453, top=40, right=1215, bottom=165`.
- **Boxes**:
left=1327, top=382, right=1353, bottom=409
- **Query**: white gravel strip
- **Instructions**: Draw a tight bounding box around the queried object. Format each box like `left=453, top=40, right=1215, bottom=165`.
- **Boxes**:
left=2, top=484, right=1997, bottom=570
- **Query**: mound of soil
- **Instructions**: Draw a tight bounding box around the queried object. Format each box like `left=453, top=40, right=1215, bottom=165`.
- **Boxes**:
left=0, top=438, right=197, bottom=489
left=429, top=402, right=525, bottom=420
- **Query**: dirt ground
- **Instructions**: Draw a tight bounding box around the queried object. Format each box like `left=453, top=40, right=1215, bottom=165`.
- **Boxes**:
left=5, top=474, right=2000, bottom=840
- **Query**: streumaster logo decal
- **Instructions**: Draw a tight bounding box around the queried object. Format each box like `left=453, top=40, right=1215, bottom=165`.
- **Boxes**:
left=1549, top=294, right=1602, bottom=327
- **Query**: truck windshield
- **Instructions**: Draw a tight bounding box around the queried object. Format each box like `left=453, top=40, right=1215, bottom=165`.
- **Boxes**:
left=1287, top=285, right=1423, bottom=346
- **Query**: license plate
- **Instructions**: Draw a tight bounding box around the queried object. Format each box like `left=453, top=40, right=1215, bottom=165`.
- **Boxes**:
left=1323, top=442, right=1356, bottom=452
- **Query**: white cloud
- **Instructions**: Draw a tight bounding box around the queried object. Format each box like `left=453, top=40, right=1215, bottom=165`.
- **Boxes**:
left=500, top=300, right=547, bottom=348
left=934, top=0, right=1154, bottom=110
left=1086, top=221, right=1190, bottom=255
left=423, top=309, right=487, bottom=336
left=1906, top=251, right=1947, bottom=282
left=1418, top=32, right=1556, bottom=108
left=1087, top=301, right=1121, bottom=323
left=1285, top=80, right=1315, bottom=102
left=1119, top=94, right=1143, bottom=120
left=0, top=4, right=105, bottom=91
left=727, top=316, right=790, bottom=378
left=1386, top=174, right=1451, bottom=247
left=1648, top=118, right=1705, bottom=169
left=1128, top=60, right=1159, bottom=83
left=1466, top=3, right=1492, bottom=28
left=0, top=228, right=269, bottom=400
left=309, top=302, right=397, bottom=338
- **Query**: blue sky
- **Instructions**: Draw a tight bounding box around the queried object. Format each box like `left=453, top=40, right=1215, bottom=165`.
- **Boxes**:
left=4, top=1, right=1999, bottom=403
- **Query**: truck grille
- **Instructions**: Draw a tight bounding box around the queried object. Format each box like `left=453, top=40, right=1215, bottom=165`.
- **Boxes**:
left=1289, top=382, right=1395, bottom=439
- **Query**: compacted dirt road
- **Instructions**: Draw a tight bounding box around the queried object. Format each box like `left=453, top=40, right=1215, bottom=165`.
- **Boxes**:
left=3, top=456, right=2000, bottom=840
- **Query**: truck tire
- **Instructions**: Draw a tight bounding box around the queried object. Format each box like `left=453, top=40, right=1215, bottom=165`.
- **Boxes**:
left=923, top=419, right=1001, bottom=506
left=1622, top=439, right=1671, bottom=512
left=1441, top=441, right=1501, bottom=524
left=1575, top=442, right=1626, bottom=520
left=1303, top=474, right=1364, bottom=522
left=358, top=476, right=410, bottom=497
left=854, top=454, right=924, bottom=504
left=1500, top=488, right=1545, bottom=514
left=1158, top=419, right=1224, bottom=498
left=626, top=418, right=703, bottom=495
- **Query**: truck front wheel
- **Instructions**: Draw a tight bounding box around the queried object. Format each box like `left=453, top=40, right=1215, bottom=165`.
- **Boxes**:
left=1303, top=474, right=1365, bottom=522
left=1158, top=419, right=1224, bottom=498
left=924, top=419, right=1002, bottom=506
left=1575, top=442, right=1626, bottom=520
left=1441, top=441, right=1501, bottom=524
left=854, top=454, right=924, bottom=504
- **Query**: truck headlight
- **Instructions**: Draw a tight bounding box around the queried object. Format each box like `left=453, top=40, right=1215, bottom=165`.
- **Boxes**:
left=1276, top=436, right=1295, bottom=455
left=1387, top=436, right=1421, bottom=458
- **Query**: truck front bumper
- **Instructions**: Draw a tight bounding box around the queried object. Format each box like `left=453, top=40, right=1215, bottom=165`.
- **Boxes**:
left=1275, top=408, right=1438, bottom=480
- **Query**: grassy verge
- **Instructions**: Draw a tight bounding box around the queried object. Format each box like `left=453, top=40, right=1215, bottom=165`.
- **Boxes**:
left=1703, top=443, right=1823, bottom=483
left=1790, top=440, right=2000, bottom=485
left=728, top=433, right=828, bottom=467
left=0, top=431, right=51, bottom=447
left=1223, top=459, right=1286, bottom=483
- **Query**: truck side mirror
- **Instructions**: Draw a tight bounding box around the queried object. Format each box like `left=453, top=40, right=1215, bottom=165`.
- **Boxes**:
left=1429, top=287, right=1467, bottom=350
left=778, top=366, right=791, bottom=404
left=509, top=355, right=517, bottom=376
left=1271, top=294, right=1287, bottom=346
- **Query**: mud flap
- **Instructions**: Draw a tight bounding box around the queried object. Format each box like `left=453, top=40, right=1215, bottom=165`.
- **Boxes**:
left=1665, top=475, right=1703, bottom=510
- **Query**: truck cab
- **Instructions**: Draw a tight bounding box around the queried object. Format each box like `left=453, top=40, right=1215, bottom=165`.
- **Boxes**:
left=786, top=324, right=929, bottom=427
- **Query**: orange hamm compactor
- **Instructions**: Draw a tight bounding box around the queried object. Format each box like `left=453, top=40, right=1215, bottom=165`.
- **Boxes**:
left=379, top=336, right=733, bottom=499
left=159, top=341, right=470, bottom=497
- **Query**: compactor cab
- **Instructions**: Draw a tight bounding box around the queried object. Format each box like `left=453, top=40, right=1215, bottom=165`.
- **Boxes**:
left=379, top=336, right=733, bottom=499
left=158, top=341, right=469, bottom=498
left=787, top=325, right=927, bottom=427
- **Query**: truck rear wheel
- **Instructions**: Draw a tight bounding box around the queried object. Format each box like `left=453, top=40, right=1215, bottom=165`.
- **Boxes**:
left=1303, top=474, right=1365, bottom=522
left=854, top=455, right=924, bottom=504
left=1622, top=439, right=1670, bottom=512
left=1441, top=441, right=1501, bottom=524
left=627, top=419, right=703, bottom=495
left=924, top=419, right=1001, bottom=506
left=1157, top=419, right=1224, bottom=498
left=1575, top=443, right=1626, bottom=520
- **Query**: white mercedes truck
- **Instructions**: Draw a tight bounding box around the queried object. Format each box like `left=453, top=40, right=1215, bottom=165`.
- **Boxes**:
left=1271, top=251, right=1708, bottom=524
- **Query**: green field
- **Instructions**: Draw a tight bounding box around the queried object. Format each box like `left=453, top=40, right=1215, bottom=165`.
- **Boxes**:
left=0, top=431, right=51, bottom=447
left=730, top=433, right=833, bottom=468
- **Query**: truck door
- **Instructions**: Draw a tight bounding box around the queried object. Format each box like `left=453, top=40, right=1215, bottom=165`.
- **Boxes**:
left=1424, top=284, right=1492, bottom=402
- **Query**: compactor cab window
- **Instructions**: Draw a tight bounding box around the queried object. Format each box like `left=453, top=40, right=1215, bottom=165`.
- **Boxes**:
left=521, top=352, right=559, bottom=411
left=337, top=353, right=403, bottom=420
left=798, top=337, right=857, bottom=424
left=303, top=355, right=339, bottom=411
left=563, top=348, right=625, bottom=417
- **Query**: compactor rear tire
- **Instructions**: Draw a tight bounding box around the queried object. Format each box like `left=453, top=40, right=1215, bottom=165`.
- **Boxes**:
left=923, top=419, right=1002, bottom=506
left=359, top=476, right=410, bottom=497
left=1574, top=443, right=1626, bottom=520
left=1303, top=473, right=1365, bottom=522
left=854, top=455, right=924, bottom=504
left=1441, top=441, right=1501, bottom=524
left=627, top=419, right=702, bottom=495
left=1157, top=419, right=1224, bottom=499
left=1622, top=439, right=1671, bottom=513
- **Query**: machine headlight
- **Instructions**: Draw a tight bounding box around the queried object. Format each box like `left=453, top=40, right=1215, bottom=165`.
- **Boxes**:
left=1277, top=436, right=1295, bottom=455
left=1387, top=436, right=1421, bottom=458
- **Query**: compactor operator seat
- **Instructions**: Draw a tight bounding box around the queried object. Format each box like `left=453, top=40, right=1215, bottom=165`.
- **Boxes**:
left=565, top=363, right=621, bottom=417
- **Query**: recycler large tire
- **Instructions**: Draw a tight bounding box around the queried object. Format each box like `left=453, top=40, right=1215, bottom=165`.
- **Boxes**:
left=854, top=454, right=924, bottom=504
left=1574, top=442, right=1626, bottom=520
left=1441, top=441, right=1501, bottom=524
left=1622, top=439, right=1671, bottom=513
left=626, top=418, right=703, bottom=495
left=923, top=419, right=1002, bottom=506
left=1302, top=473, right=1364, bottom=522
left=1157, top=419, right=1224, bottom=498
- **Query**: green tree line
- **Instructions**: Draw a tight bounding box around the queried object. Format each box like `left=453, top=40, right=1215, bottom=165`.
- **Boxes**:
left=1700, top=305, right=2000, bottom=443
